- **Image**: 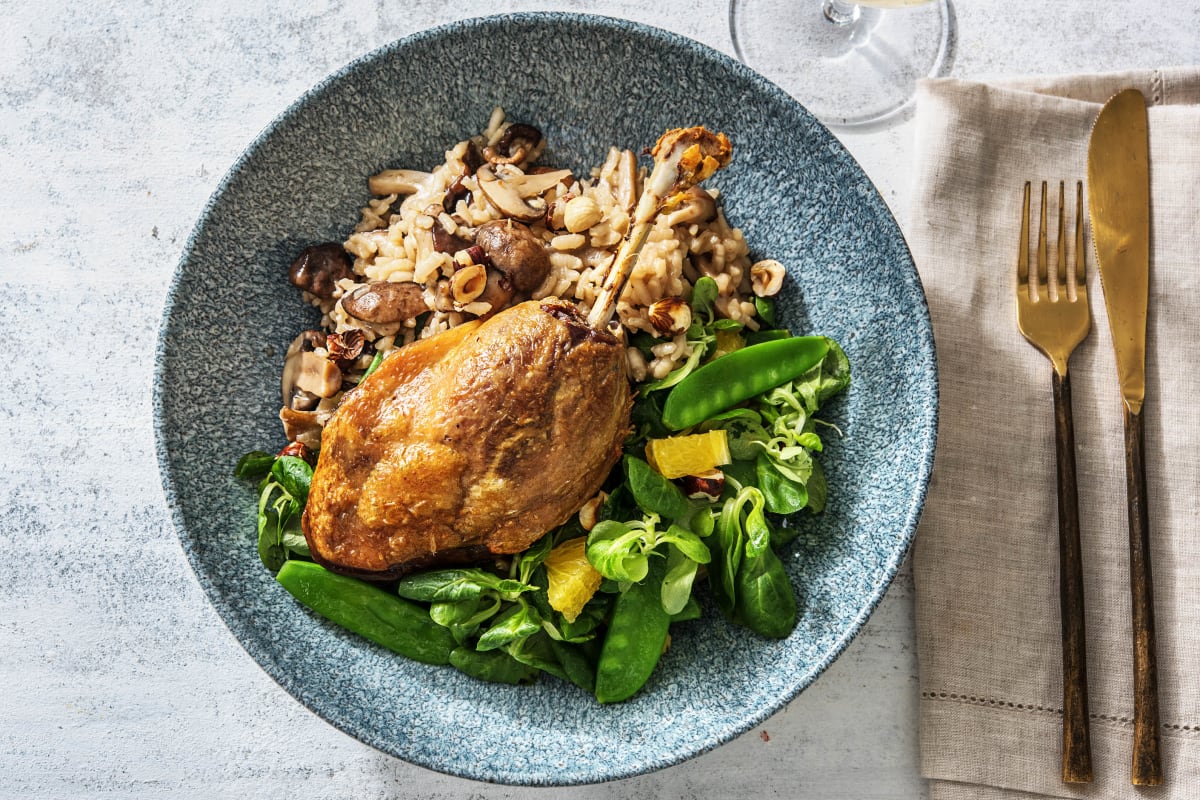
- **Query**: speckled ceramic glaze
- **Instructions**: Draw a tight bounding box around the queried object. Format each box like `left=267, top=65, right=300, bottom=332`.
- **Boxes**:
left=154, top=13, right=937, bottom=785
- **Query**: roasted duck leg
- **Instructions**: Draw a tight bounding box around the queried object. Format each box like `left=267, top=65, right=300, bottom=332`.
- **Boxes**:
left=303, top=127, right=732, bottom=579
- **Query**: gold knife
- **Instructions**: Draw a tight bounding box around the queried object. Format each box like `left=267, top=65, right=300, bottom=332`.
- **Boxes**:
left=1087, top=88, right=1161, bottom=786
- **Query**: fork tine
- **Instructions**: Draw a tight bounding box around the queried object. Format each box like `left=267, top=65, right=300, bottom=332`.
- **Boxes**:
left=1074, top=181, right=1085, bottom=288
left=1056, top=181, right=1067, bottom=295
left=1018, top=181, right=1031, bottom=288
left=1037, top=181, right=1049, bottom=292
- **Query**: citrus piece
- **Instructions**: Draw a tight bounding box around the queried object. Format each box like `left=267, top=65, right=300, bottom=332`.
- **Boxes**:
left=544, top=537, right=603, bottom=623
left=645, top=429, right=731, bottom=480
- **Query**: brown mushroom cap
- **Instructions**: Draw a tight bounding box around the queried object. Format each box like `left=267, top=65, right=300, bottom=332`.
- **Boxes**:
left=474, top=220, right=551, bottom=293
left=288, top=244, right=354, bottom=299
left=341, top=281, right=429, bottom=324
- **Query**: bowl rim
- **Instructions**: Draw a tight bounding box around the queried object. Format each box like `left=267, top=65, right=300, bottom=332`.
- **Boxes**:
left=153, top=10, right=938, bottom=785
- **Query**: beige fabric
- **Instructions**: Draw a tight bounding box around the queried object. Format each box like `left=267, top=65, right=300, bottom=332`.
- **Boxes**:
left=910, top=67, right=1200, bottom=799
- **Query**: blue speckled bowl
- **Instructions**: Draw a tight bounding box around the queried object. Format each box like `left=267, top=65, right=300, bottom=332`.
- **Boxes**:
left=154, top=13, right=936, bottom=786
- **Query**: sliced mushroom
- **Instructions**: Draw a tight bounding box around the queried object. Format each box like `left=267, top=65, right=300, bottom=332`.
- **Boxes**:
left=288, top=243, right=354, bottom=299
left=341, top=281, right=428, bottom=324
left=476, top=268, right=514, bottom=312
left=500, top=165, right=573, bottom=196
left=280, top=408, right=323, bottom=451
left=750, top=259, right=786, bottom=297
left=433, top=279, right=456, bottom=312
left=432, top=223, right=473, bottom=254
left=280, top=331, right=325, bottom=406
left=368, top=169, right=434, bottom=197
left=462, top=141, right=485, bottom=174
left=610, top=149, right=640, bottom=213
left=442, top=174, right=471, bottom=211
left=294, top=351, right=342, bottom=398
left=483, top=123, right=543, bottom=165
left=281, top=330, right=343, bottom=404
left=474, top=220, right=552, bottom=293
left=475, top=165, right=555, bottom=222
left=663, top=186, right=718, bottom=227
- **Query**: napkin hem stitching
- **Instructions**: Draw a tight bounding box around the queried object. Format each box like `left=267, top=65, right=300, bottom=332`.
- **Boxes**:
left=921, top=691, right=1199, bottom=733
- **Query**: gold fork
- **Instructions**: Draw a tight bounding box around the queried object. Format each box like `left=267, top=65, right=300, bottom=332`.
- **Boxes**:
left=1016, top=180, right=1093, bottom=784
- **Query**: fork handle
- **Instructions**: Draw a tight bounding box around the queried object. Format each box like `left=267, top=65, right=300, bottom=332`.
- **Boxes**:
left=1124, top=404, right=1162, bottom=786
left=1052, top=369, right=1093, bottom=784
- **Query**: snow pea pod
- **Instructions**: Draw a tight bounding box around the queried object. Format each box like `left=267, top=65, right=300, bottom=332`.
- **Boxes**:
left=276, top=560, right=454, bottom=665
left=661, top=336, right=830, bottom=430
left=594, top=558, right=670, bottom=703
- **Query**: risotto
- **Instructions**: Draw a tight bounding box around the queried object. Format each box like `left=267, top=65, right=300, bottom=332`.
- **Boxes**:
left=284, top=108, right=778, bottom=437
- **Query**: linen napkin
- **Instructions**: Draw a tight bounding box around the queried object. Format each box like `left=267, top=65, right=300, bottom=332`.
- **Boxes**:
left=910, top=67, right=1200, bottom=799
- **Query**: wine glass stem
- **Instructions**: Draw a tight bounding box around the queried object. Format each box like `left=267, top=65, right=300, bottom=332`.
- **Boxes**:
left=824, top=0, right=862, bottom=25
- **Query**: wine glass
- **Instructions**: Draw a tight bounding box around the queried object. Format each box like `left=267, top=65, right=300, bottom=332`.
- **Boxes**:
left=729, top=0, right=953, bottom=129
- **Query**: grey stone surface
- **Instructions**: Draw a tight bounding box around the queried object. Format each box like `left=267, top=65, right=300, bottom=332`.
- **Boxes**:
left=1, top=1, right=1194, bottom=797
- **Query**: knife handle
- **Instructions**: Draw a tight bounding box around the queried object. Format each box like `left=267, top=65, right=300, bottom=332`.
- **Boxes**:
left=1125, top=405, right=1162, bottom=786
left=1053, top=370, right=1093, bottom=783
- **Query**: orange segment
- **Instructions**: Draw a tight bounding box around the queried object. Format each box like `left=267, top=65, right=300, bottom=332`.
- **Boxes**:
left=544, top=537, right=603, bottom=623
left=645, top=429, right=731, bottom=479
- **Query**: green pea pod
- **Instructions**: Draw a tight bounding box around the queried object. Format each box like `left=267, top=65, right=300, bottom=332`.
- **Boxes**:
left=594, top=557, right=671, bottom=704
left=661, top=336, right=830, bottom=431
left=450, top=647, right=538, bottom=685
left=275, top=560, right=454, bottom=665
left=734, top=548, right=798, bottom=639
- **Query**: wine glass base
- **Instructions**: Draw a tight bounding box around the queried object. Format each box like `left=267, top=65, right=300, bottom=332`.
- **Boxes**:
left=730, top=0, right=952, bottom=130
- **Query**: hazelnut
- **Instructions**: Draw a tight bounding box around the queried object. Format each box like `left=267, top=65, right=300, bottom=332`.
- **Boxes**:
left=647, top=296, right=692, bottom=336
left=563, top=195, right=603, bottom=233
left=682, top=470, right=725, bottom=502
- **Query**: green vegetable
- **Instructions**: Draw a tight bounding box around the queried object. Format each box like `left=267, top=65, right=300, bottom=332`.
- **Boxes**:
left=586, top=514, right=709, bottom=591
left=707, top=486, right=799, bottom=638
left=396, top=569, right=532, bottom=603
left=275, top=560, right=454, bottom=665
left=450, top=646, right=538, bottom=685
left=270, top=456, right=313, bottom=506
left=754, top=296, right=777, bottom=328
left=732, top=491, right=797, bottom=638
left=670, top=595, right=703, bottom=622
left=624, top=455, right=688, bottom=519
left=661, top=337, right=831, bottom=430
left=745, top=328, right=791, bottom=345
left=235, top=451, right=275, bottom=480
left=476, top=603, right=542, bottom=651
left=359, top=351, right=385, bottom=381
left=548, top=638, right=597, bottom=693
left=756, top=450, right=807, bottom=514
left=639, top=277, right=721, bottom=393
left=594, top=557, right=671, bottom=703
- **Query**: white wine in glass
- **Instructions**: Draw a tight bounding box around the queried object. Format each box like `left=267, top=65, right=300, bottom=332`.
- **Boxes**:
left=729, top=0, right=952, bottom=129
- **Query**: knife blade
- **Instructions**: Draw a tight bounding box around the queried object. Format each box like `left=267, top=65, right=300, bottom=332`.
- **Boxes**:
left=1089, top=88, right=1150, bottom=415
left=1087, top=87, right=1161, bottom=787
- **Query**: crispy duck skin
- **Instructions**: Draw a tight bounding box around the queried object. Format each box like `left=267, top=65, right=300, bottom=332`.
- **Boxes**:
left=302, top=300, right=631, bottom=579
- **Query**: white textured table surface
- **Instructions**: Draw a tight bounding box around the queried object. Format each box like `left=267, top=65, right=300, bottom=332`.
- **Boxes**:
left=2, top=2, right=1195, bottom=797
